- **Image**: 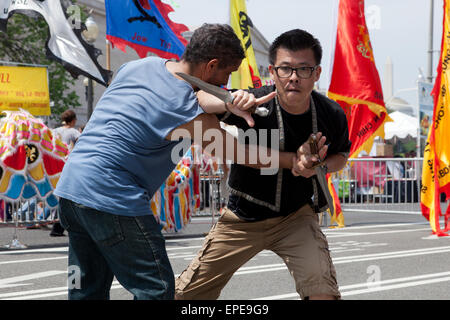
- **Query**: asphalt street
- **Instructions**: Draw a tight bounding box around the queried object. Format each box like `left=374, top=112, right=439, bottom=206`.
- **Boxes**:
left=0, top=210, right=449, bottom=300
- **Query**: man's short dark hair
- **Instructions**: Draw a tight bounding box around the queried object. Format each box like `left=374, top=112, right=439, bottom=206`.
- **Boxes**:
left=61, top=109, right=76, bottom=124
left=269, top=29, right=323, bottom=65
left=182, top=23, right=245, bottom=68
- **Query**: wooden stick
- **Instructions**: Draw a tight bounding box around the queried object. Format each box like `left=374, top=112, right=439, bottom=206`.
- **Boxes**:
left=106, top=39, right=111, bottom=71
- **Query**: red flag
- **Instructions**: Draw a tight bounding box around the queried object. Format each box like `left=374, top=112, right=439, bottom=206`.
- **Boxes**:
left=328, top=0, right=391, bottom=158
left=327, top=0, right=391, bottom=227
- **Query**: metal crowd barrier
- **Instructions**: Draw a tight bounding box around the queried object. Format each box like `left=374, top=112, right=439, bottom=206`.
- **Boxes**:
left=196, top=167, right=227, bottom=221
left=195, top=158, right=424, bottom=220
left=0, top=200, right=59, bottom=249
left=332, top=157, right=423, bottom=214
left=1, top=158, right=423, bottom=248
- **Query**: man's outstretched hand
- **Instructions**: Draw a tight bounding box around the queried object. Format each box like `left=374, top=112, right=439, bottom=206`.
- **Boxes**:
left=226, top=90, right=276, bottom=127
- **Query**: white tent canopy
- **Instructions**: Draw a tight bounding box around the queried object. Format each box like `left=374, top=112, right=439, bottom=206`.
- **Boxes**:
left=384, top=111, right=419, bottom=140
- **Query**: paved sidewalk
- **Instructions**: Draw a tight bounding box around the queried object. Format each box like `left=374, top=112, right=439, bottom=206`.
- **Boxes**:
left=0, top=224, right=68, bottom=250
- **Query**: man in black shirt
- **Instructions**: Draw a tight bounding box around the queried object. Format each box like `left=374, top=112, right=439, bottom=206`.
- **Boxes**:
left=176, top=29, right=351, bottom=300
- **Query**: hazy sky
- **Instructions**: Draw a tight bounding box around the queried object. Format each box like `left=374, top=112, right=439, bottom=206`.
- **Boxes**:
left=168, top=0, right=442, bottom=109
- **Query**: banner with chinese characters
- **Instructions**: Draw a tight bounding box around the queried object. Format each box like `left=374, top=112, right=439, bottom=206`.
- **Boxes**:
left=328, top=0, right=390, bottom=159
left=420, top=0, right=450, bottom=236
left=0, top=66, right=50, bottom=116
left=327, top=0, right=391, bottom=228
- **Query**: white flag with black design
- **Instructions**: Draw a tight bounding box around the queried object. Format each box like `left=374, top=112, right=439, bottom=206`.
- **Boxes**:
left=0, top=0, right=112, bottom=86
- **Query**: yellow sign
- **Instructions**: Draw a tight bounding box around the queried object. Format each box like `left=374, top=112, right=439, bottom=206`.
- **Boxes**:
left=0, top=65, right=50, bottom=116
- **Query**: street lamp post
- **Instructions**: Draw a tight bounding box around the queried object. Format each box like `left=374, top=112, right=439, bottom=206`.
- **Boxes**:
left=82, top=15, right=99, bottom=120
left=428, top=0, right=434, bottom=83
left=83, top=77, right=94, bottom=120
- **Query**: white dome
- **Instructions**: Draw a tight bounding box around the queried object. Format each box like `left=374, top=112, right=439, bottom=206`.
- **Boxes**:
left=386, top=96, right=415, bottom=116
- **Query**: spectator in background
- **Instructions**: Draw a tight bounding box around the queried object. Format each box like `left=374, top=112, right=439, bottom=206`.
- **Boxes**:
left=23, top=199, right=52, bottom=229
left=386, top=153, right=405, bottom=179
left=51, top=110, right=81, bottom=237
left=53, top=110, right=81, bottom=152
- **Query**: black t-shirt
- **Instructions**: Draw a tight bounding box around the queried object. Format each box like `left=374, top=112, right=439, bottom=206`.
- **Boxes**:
left=222, top=86, right=351, bottom=221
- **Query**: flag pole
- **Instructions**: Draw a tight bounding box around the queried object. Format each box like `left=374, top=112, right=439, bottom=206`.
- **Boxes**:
left=106, top=40, right=111, bottom=70
left=106, top=39, right=111, bottom=84
left=428, top=0, right=434, bottom=83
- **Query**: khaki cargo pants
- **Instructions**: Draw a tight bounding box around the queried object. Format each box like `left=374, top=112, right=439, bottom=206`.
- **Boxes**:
left=175, top=204, right=340, bottom=300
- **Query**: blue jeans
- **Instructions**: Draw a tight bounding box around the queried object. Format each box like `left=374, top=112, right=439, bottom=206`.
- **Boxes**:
left=58, top=198, right=175, bottom=300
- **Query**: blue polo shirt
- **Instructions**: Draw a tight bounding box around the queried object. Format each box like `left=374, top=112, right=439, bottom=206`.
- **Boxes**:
left=54, top=57, right=204, bottom=216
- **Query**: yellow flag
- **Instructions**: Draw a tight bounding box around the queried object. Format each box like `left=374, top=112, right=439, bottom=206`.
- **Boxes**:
left=421, top=0, right=450, bottom=236
left=230, top=0, right=262, bottom=89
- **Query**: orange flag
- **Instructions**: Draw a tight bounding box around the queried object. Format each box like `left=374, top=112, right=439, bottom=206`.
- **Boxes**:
left=420, top=0, right=450, bottom=236
left=328, top=0, right=391, bottom=158
left=327, top=174, right=344, bottom=228
left=327, top=0, right=391, bottom=228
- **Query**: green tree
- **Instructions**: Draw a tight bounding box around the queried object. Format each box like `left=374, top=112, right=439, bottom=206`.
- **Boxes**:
left=0, top=13, right=81, bottom=120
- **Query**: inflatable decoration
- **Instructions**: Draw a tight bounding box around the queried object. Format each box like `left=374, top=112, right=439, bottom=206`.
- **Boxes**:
left=151, top=145, right=202, bottom=232
left=0, top=110, right=68, bottom=221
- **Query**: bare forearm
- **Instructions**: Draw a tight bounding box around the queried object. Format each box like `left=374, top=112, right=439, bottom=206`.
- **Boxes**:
left=323, top=153, right=348, bottom=173
left=168, top=113, right=293, bottom=169
left=232, top=140, right=295, bottom=169
left=196, top=91, right=228, bottom=114
left=208, top=127, right=294, bottom=169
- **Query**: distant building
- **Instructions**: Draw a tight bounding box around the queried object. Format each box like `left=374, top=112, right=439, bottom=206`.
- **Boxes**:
left=386, top=96, right=415, bottom=116
left=249, top=27, right=271, bottom=82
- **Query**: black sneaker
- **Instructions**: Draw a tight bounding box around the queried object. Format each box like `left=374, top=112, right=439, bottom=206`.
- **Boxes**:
left=50, top=222, right=65, bottom=237
left=50, top=232, right=65, bottom=237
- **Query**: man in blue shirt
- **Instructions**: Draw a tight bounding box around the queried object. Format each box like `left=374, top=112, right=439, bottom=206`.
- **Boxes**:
left=55, top=23, right=298, bottom=300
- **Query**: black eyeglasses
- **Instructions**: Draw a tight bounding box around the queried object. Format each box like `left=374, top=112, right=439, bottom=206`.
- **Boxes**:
left=273, top=65, right=319, bottom=79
